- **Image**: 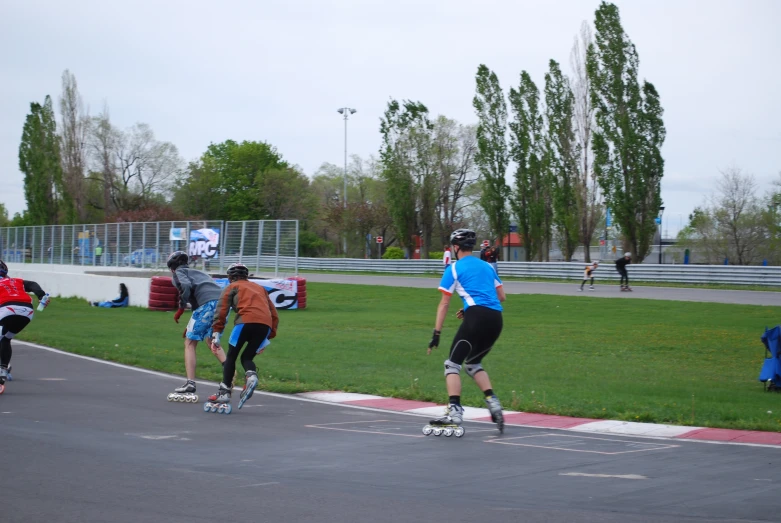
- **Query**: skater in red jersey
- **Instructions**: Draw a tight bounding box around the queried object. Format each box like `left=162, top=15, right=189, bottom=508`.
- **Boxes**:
left=0, top=260, right=49, bottom=388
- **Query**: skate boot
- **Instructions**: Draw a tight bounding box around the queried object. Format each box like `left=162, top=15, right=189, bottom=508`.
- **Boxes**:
left=0, top=366, right=7, bottom=386
left=167, top=380, right=198, bottom=403
left=485, top=394, right=505, bottom=434
left=204, top=383, right=232, bottom=414
left=589, top=286, right=595, bottom=291
left=423, top=404, right=465, bottom=438
left=238, top=370, right=258, bottom=410
left=5, top=365, right=11, bottom=382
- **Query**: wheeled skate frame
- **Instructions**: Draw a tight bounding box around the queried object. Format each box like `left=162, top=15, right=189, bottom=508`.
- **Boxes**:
left=422, top=422, right=465, bottom=438
left=203, top=400, right=232, bottom=414
left=167, top=392, right=199, bottom=403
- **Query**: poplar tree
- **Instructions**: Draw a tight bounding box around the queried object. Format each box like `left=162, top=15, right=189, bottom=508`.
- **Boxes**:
left=587, top=1, right=666, bottom=260
left=473, top=64, right=510, bottom=251
left=544, top=59, right=579, bottom=261
left=19, top=96, right=64, bottom=225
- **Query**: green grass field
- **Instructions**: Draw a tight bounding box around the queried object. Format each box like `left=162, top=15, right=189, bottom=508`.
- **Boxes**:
left=15, top=283, right=781, bottom=431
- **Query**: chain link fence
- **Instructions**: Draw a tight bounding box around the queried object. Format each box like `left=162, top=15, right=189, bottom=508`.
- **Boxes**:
left=0, top=220, right=299, bottom=276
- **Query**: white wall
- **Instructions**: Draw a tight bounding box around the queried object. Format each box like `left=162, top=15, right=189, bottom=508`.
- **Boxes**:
left=7, top=263, right=151, bottom=306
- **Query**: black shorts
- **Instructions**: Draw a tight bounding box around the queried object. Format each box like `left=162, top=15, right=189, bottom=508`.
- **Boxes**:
left=448, top=305, right=503, bottom=366
left=0, top=315, right=31, bottom=339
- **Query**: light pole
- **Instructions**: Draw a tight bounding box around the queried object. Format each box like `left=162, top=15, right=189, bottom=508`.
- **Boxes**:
left=337, top=107, right=356, bottom=256
left=658, top=206, right=665, bottom=264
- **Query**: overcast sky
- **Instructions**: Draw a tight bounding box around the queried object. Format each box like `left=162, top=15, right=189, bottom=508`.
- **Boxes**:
left=1, top=0, right=779, bottom=234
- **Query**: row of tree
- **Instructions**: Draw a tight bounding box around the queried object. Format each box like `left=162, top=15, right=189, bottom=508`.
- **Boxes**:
left=469, top=2, right=665, bottom=262
left=678, top=168, right=781, bottom=266
left=11, top=2, right=774, bottom=264
left=15, top=71, right=183, bottom=227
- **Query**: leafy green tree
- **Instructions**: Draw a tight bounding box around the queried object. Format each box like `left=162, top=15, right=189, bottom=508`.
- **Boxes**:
left=473, top=65, right=511, bottom=252
left=18, top=95, right=64, bottom=225
left=379, top=99, right=435, bottom=257
left=176, top=140, right=288, bottom=221
left=544, top=59, right=579, bottom=261
left=587, top=1, right=666, bottom=261
left=509, top=71, right=548, bottom=261
left=0, top=203, right=9, bottom=227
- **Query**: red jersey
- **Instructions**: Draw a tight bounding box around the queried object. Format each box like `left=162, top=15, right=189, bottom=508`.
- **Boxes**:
left=0, top=277, right=33, bottom=306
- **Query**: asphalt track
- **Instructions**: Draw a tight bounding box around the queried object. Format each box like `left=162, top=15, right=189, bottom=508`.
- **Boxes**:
left=294, top=273, right=781, bottom=306
left=2, top=342, right=779, bottom=523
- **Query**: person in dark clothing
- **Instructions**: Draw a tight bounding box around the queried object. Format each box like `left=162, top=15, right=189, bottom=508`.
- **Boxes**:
left=90, top=283, right=129, bottom=308
left=616, top=252, right=632, bottom=291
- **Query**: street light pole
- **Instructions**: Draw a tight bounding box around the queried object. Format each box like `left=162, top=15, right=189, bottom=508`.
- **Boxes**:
left=658, top=206, right=665, bottom=264
left=337, top=107, right=356, bottom=256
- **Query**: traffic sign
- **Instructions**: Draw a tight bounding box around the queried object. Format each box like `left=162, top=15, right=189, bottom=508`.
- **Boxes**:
left=376, top=236, right=383, bottom=244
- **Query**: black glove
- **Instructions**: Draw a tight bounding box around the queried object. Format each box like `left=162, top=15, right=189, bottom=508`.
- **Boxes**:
left=428, top=330, right=441, bottom=349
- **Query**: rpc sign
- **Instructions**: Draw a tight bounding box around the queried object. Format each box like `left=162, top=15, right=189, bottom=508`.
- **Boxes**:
left=189, top=228, right=220, bottom=259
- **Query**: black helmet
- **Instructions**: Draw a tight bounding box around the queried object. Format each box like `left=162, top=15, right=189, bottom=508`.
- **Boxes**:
left=227, top=263, right=249, bottom=281
left=449, top=229, right=476, bottom=249
left=167, top=251, right=189, bottom=272
left=0, top=260, right=7, bottom=277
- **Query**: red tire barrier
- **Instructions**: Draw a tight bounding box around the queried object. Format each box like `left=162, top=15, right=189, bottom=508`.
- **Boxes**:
left=148, top=299, right=179, bottom=309
left=149, top=291, right=179, bottom=301
left=286, top=277, right=307, bottom=310
left=149, top=276, right=179, bottom=311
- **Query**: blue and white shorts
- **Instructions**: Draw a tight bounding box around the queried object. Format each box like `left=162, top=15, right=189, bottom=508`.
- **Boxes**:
left=186, top=300, right=218, bottom=341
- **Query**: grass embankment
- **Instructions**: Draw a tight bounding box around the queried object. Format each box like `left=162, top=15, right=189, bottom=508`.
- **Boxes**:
left=17, top=283, right=781, bottom=431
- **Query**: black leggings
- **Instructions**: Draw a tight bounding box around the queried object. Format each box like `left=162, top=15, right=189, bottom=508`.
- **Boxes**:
left=618, top=269, right=629, bottom=286
left=580, top=278, right=594, bottom=289
left=0, top=315, right=31, bottom=368
left=223, top=323, right=271, bottom=387
left=449, top=306, right=503, bottom=366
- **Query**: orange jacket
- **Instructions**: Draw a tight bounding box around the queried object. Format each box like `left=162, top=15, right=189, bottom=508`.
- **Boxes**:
left=212, top=280, right=279, bottom=339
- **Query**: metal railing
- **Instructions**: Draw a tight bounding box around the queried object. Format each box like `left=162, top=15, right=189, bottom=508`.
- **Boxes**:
left=238, top=257, right=781, bottom=287
left=0, top=220, right=299, bottom=276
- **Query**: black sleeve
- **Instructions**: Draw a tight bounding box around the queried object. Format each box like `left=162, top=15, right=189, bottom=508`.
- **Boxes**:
left=23, top=280, right=46, bottom=300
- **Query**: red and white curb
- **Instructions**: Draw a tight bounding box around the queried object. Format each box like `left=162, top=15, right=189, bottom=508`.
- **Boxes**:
left=297, top=392, right=781, bottom=447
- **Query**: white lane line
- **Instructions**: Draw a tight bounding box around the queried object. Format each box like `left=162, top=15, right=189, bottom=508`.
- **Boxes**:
left=238, top=482, right=279, bottom=488
left=38, top=378, right=67, bottom=381
left=15, top=341, right=781, bottom=450
left=560, top=472, right=648, bottom=480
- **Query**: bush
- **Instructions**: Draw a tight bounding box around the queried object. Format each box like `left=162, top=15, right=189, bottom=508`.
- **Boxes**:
left=382, top=247, right=405, bottom=259
left=427, top=251, right=444, bottom=260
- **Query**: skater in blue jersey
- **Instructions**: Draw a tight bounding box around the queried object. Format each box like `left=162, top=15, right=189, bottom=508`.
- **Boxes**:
left=425, top=229, right=506, bottom=435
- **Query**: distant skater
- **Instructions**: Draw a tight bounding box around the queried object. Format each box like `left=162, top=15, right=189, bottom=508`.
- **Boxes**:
left=579, top=262, right=599, bottom=291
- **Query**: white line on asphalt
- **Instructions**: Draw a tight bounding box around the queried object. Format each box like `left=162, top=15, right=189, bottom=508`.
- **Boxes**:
left=560, top=473, right=648, bottom=480
left=15, top=341, right=781, bottom=450
left=238, top=482, right=279, bottom=488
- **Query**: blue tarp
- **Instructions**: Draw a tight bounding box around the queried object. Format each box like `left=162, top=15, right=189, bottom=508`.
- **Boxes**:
left=759, top=325, right=781, bottom=386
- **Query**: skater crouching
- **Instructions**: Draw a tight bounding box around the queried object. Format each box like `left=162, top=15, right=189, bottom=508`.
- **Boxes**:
left=0, top=260, right=49, bottom=387
left=579, top=262, right=599, bottom=291
left=168, top=251, right=227, bottom=400
left=208, top=263, right=279, bottom=409
left=426, top=229, right=506, bottom=434
left=615, top=252, right=632, bottom=291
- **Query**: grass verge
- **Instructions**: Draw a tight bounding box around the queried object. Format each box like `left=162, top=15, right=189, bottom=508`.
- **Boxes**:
left=16, top=283, right=781, bottom=431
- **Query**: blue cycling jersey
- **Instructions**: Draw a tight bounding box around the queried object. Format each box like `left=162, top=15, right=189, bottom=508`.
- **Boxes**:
left=438, top=255, right=503, bottom=312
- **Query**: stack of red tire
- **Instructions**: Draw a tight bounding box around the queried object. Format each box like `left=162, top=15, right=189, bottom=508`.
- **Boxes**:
left=149, top=276, right=180, bottom=311
left=286, top=277, right=307, bottom=309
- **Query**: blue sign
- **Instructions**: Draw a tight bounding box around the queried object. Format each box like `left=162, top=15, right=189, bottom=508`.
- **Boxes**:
left=606, top=208, right=612, bottom=227
left=655, top=217, right=661, bottom=225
